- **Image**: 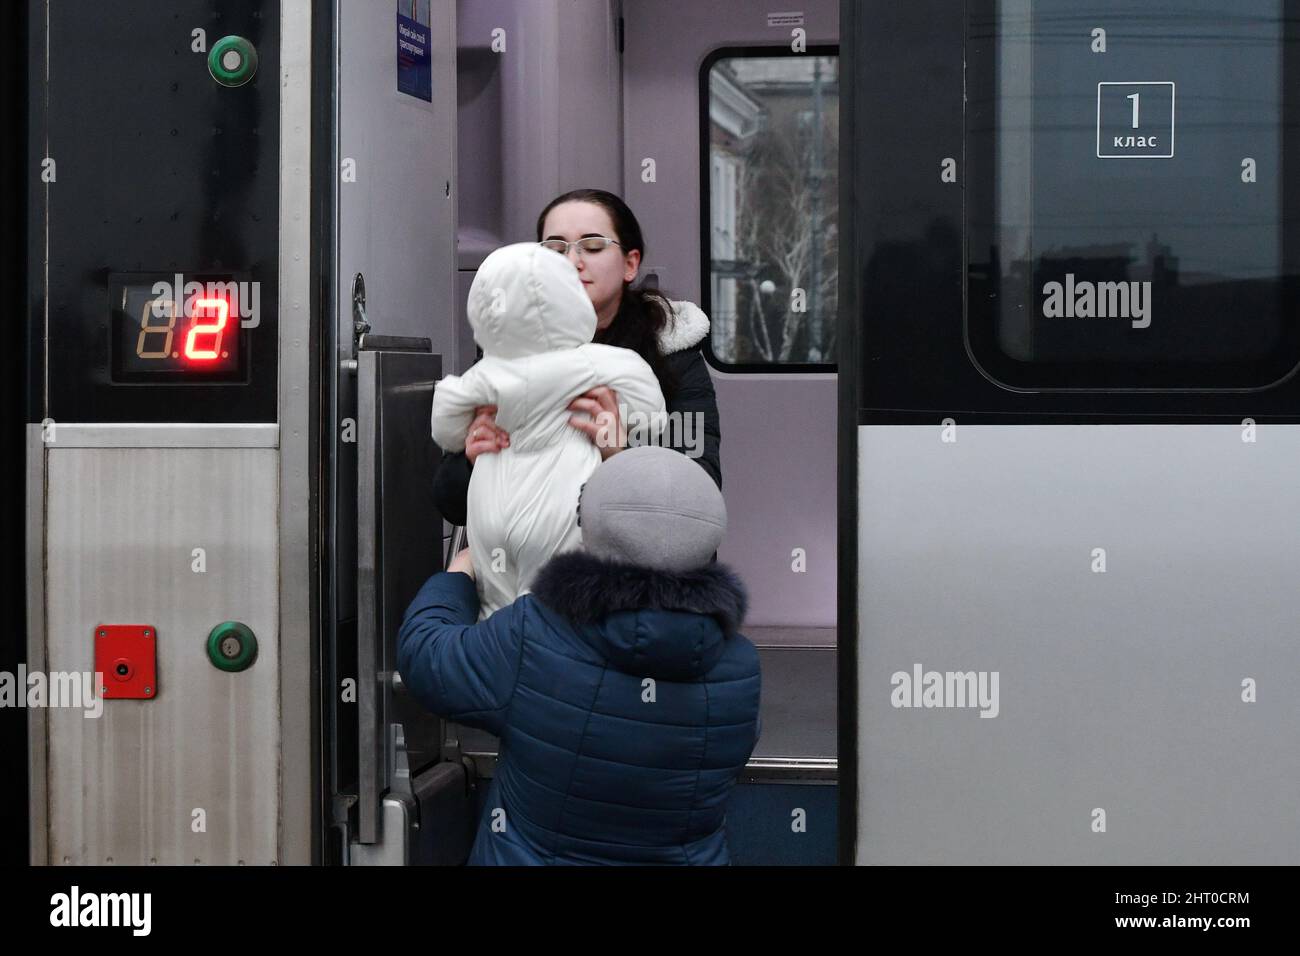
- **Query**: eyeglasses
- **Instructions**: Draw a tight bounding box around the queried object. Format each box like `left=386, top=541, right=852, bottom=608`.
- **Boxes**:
left=539, top=236, right=623, bottom=257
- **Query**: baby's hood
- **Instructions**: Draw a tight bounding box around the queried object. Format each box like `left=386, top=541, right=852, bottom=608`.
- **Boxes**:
left=467, top=242, right=597, bottom=359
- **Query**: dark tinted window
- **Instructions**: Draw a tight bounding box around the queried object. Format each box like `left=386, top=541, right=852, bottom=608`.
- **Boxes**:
left=967, top=0, right=1300, bottom=389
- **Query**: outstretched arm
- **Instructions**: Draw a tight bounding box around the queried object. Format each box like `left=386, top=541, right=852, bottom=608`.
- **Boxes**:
left=396, top=569, right=524, bottom=737
left=430, top=367, right=496, bottom=453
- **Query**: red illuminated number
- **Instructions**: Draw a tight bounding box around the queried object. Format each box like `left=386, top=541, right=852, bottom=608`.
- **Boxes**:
left=137, top=297, right=177, bottom=358
left=184, top=297, right=229, bottom=360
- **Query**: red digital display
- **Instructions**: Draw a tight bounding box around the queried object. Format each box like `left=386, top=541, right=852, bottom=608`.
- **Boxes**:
left=111, top=276, right=247, bottom=382
left=183, top=297, right=230, bottom=361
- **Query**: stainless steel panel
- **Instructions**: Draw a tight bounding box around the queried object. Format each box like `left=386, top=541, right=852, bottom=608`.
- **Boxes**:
left=26, top=426, right=49, bottom=865
left=349, top=794, right=415, bottom=865
left=278, top=0, right=316, bottom=865
left=357, top=349, right=445, bottom=844
left=44, top=447, right=280, bottom=865
left=352, top=763, right=475, bottom=865
left=357, top=352, right=381, bottom=843
left=47, top=424, right=279, bottom=449
left=857, top=424, right=1300, bottom=864
left=378, top=348, right=444, bottom=781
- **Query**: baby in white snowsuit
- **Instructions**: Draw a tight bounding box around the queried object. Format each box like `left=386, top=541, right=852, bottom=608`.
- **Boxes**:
left=431, top=242, right=667, bottom=618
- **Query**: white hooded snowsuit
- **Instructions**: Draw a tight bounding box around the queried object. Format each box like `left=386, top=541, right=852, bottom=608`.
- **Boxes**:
left=430, top=242, right=667, bottom=618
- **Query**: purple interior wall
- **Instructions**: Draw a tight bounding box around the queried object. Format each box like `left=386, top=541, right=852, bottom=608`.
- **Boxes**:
left=622, top=0, right=840, bottom=630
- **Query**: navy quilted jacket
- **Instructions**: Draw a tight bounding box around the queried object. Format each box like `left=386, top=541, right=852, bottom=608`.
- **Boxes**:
left=396, top=550, right=762, bottom=865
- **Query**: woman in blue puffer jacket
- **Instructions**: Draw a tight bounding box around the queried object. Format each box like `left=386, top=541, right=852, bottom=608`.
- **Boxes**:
left=397, top=445, right=761, bottom=865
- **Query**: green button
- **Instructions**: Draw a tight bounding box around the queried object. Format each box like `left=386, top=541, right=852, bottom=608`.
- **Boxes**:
left=208, top=36, right=258, bottom=88
left=207, top=621, right=258, bottom=672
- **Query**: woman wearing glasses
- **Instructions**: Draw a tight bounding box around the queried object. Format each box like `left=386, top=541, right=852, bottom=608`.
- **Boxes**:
left=432, top=188, right=722, bottom=526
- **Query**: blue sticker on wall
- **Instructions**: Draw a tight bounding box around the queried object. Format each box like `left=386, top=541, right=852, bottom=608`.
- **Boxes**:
left=397, top=1, right=432, bottom=102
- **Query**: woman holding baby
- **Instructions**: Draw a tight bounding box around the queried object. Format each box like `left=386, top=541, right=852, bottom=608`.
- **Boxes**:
left=405, top=191, right=759, bottom=866
left=431, top=188, right=723, bottom=526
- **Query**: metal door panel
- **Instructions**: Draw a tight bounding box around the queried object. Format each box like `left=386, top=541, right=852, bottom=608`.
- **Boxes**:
left=856, top=424, right=1300, bottom=864
left=357, top=348, right=445, bottom=844
left=43, top=444, right=281, bottom=865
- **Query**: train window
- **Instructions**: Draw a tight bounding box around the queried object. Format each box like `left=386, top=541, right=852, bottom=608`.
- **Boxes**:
left=966, top=0, right=1300, bottom=390
left=701, top=47, right=839, bottom=371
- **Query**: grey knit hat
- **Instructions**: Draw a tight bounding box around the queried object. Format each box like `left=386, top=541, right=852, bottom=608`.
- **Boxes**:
left=578, top=445, right=726, bottom=572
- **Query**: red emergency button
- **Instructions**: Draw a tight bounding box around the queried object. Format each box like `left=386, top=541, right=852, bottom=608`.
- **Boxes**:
left=93, top=625, right=158, bottom=699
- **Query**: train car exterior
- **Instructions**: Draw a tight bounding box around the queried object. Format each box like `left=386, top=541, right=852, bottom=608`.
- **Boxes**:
left=841, top=0, right=1300, bottom=864
left=14, top=0, right=1297, bottom=870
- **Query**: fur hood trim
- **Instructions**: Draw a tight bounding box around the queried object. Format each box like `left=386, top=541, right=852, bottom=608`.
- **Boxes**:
left=531, top=550, right=747, bottom=638
left=656, top=300, right=710, bottom=354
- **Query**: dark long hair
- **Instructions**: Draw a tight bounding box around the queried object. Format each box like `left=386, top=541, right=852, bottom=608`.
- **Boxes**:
left=536, top=188, right=680, bottom=400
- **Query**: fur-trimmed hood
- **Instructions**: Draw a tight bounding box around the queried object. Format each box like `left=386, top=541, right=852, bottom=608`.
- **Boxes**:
left=657, top=300, right=710, bottom=355
left=530, top=550, right=747, bottom=680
